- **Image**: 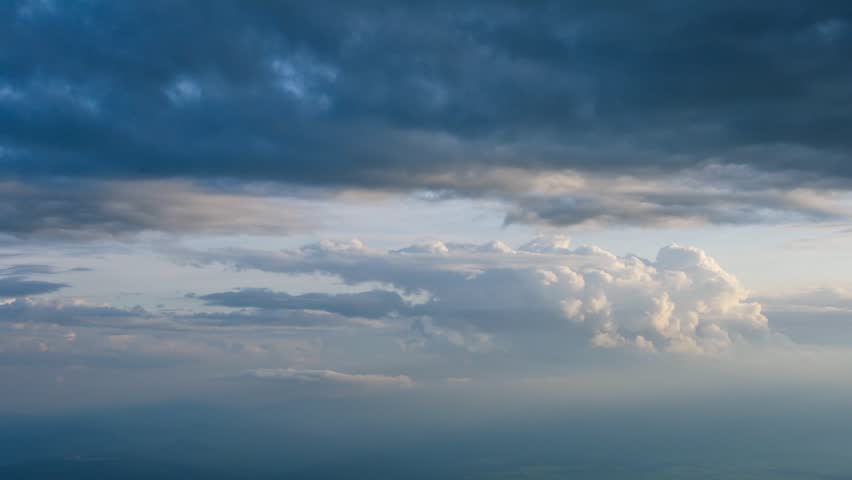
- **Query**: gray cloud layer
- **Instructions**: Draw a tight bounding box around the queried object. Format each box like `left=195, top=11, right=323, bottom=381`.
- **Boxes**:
left=0, top=263, right=70, bottom=296
left=0, top=179, right=311, bottom=239
left=2, top=1, right=852, bottom=233
left=0, top=277, right=66, bottom=297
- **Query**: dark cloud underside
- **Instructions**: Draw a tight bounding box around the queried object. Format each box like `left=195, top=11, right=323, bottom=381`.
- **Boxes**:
left=0, top=277, right=66, bottom=297
left=1, top=0, right=851, bottom=187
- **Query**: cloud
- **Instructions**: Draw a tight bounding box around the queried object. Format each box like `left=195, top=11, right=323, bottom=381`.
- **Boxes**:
left=4, top=1, right=852, bottom=180
left=757, top=287, right=852, bottom=314
left=0, top=236, right=805, bottom=360
left=754, top=287, right=852, bottom=347
left=0, top=264, right=87, bottom=275
left=495, top=166, right=850, bottom=227
left=3, top=168, right=846, bottom=239
left=0, top=295, right=387, bottom=332
left=199, top=288, right=411, bottom=319
left=0, top=264, right=89, bottom=297
left=0, top=297, right=143, bottom=326
left=0, top=276, right=67, bottom=297
left=0, top=297, right=323, bottom=369
left=0, top=179, right=312, bottom=239
left=8, top=235, right=771, bottom=358
left=403, top=316, right=496, bottom=354
left=183, top=236, right=772, bottom=354
left=241, top=368, right=414, bottom=388
left=186, top=308, right=388, bottom=330
left=2, top=2, right=852, bottom=229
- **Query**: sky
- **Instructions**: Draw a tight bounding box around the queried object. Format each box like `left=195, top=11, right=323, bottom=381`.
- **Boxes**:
left=3, top=1, right=852, bottom=478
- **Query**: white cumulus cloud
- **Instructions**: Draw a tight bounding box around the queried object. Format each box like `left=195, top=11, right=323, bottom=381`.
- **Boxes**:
left=185, top=236, right=772, bottom=354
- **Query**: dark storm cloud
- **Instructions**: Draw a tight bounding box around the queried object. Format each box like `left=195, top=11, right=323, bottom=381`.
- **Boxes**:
left=2, top=0, right=852, bottom=184
left=2, top=1, right=852, bottom=233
